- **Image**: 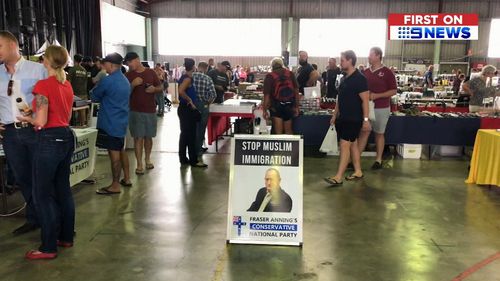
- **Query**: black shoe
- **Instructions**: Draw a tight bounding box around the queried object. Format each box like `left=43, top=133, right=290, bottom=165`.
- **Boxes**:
left=347, top=163, right=354, bottom=171
left=202, top=147, right=209, bottom=153
left=371, top=161, right=383, bottom=170
left=12, top=222, right=39, bottom=236
left=191, top=162, right=208, bottom=168
left=180, top=158, right=190, bottom=165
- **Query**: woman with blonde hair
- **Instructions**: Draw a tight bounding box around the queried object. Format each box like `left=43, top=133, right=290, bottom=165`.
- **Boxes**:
left=17, top=45, right=76, bottom=260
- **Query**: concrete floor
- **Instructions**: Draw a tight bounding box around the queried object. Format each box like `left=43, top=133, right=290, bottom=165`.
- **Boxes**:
left=1, top=111, right=500, bottom=281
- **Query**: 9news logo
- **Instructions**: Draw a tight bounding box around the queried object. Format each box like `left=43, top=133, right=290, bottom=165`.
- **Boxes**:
left=389, top=14, right=478, bottom=40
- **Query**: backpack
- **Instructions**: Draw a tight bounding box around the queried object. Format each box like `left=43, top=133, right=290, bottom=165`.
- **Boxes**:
left=270, top=69, right=296, bottom=103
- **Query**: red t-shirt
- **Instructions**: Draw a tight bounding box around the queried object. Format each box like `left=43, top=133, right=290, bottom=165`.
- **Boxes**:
left=32, top=76, right=74, bottom=129
left=126, top=69, right=161, bottom=113
left=363, top=66, right=397, bottom=109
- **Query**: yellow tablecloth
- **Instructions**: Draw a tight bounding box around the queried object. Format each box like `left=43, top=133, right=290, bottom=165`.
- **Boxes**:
left=466, top=130, right=500, bottom=187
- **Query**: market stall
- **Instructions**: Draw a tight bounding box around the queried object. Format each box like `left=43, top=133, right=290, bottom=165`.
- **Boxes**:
left=466, top=130, right=500, bottom=187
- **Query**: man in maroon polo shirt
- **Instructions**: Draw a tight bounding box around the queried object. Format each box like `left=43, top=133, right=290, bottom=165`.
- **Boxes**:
left=358, top=47, right=397, bottom=170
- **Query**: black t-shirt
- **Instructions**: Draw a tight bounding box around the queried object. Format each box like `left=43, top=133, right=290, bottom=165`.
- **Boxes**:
left=208, top=69, right=229, bottom=94
left=326, top=68, right=341, bottom=98
left=296, top=63, right=314, bottom=94
left=338, top=69, right=368, bottom=122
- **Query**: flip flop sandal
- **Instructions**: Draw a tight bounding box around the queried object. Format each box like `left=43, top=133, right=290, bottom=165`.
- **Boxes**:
left=345, top=174, right=364, bottom=181
left=120, top=179, right=132, bottom=187
left=135, top=169, right=145, bottom=175
left=324, top=177, right=343, bottom=186
left=96, top=187, right=121, bottom=195
left=146, top=163, right=155, bottom=170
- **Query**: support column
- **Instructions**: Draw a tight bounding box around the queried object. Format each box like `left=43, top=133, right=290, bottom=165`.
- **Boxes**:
left=433, top=40, right=441, bottom=76
left=145, top=18, right=152, bottom=61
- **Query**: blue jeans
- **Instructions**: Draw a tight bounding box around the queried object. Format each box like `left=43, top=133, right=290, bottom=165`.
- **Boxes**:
left=33, top=127, right=75, bottom=253
left=195, top=102, right=210, bottom=156
left=156, top=92, right=165, bottom=114
left=2, top=125, right=39, bottom=225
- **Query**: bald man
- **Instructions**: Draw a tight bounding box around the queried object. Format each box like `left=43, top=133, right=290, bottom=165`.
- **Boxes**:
left=296, top=50, right=320, bottom=94
left=247, top=168, right=293, bottom=213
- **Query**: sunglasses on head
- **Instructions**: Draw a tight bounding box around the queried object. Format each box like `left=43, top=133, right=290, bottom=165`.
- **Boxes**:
left=7, top=80, right=13, bottom=96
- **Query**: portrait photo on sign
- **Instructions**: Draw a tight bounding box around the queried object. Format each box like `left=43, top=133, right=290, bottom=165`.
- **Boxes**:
left=231, top=166, right=299, bottom=214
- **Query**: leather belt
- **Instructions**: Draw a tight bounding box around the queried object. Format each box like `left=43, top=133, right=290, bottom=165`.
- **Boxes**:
left=5, top=122, right=33, bottom=129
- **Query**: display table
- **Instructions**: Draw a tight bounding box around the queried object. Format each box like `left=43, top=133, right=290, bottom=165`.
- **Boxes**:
left=207, top=100, right=260, bottom=151
left=417, top=106, right=469, bottom=113
left=466, top=130, right=500, bottom=187
left=294, top=115, right=482, bottom=146
left=70, top=128, right=98, bottom=187
left=480, top=117, right=500, bottom=129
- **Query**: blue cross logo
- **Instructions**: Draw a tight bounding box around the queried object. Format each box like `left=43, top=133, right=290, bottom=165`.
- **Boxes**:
left=233, top=216, right=247, bottom=236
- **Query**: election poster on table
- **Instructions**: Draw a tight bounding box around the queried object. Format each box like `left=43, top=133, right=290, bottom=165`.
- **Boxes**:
left=226, top=135, right=303, bottom=246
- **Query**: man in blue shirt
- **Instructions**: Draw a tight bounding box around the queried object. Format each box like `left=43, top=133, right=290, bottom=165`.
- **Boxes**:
left=90, top=53, right=132, bottom=195
left=0, top=31, right=47, bottom=235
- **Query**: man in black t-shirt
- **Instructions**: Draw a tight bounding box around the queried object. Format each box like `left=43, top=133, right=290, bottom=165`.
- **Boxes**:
left=324, top=58, right=341, bottom=98
left=324, top=50, right=371, bottom=186
left=208, top=61, right=230, bottom=104
left=296, top=50, right=320, bottom=94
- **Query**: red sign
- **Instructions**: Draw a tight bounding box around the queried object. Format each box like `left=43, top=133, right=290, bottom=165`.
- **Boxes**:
left=388, top=14, right=478, bottom=26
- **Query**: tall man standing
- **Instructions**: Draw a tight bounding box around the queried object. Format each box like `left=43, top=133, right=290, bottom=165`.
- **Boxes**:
left=208, top=61, right=230, bottom=104
left=296, top=50, right=320, bottom=94
left=192, top=61, right=217, bottom=164
left=124, top=52, right=163, bottom=175
left=91, top=53, right=132, bottom=195
left=358, top=47, right=397, bottom=170
left=0, top=31, right=47, bottom=235
left=325, top=58, right=341, bottom=98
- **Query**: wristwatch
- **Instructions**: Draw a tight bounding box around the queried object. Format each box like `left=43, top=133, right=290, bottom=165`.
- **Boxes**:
left=363, top=117, right=369, bottom=122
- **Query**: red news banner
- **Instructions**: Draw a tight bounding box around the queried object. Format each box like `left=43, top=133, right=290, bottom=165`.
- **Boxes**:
left=388, top=13, right=479, bottom=40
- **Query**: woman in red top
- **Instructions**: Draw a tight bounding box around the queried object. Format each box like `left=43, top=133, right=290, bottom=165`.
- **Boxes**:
left=17, top=45, right=76, bottom=260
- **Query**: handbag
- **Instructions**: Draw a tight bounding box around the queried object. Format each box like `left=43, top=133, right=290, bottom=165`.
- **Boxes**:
left=320, top=125, right=338, bottom=154
left=369, top=101, right=376, bottom=121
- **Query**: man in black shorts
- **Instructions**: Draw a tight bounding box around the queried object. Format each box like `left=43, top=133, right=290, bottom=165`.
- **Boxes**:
left=90, top=53, right=132, bottom=195
left=263, top=57, right=300, bottom=134
left=324, top=50, right=371, bottom=186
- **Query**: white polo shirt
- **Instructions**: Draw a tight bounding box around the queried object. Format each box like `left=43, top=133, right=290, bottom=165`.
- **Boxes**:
left=0, top=57, right=47, bottom=125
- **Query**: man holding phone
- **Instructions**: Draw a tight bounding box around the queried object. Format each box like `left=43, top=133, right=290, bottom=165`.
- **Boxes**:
left=123, top=52, right=163, bottom=175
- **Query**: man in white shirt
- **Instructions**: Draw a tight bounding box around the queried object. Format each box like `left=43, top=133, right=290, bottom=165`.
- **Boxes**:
left=0, top=30, right=47, bottom=235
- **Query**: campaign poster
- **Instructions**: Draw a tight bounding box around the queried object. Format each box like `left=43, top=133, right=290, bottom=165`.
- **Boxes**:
left=227, top=135, right=303, bottom=246
left=70, top=128, right=97, bottom=187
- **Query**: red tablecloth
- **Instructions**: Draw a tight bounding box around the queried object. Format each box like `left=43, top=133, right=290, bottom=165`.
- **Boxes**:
left=480, top=117, right=500, bottom=129
left=207, top=112, right=255, bottom=145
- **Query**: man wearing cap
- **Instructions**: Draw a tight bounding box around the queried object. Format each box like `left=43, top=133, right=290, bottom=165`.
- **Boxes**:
left=123, top=52, right=163, bottom=175
left=91, top=53, right=132, bottom=195
left=208, top=61, right=230, bottom=104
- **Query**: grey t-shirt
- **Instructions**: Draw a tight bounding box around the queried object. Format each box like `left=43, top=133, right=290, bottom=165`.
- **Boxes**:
left=467, top=77, right=496, bottom=106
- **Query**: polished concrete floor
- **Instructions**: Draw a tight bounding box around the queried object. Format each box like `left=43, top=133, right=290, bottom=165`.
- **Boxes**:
left=1, top=110, right=500, bottom=281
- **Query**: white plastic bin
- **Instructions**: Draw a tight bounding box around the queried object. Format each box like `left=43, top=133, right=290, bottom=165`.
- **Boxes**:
left=397, top=144, right=422, bottom=159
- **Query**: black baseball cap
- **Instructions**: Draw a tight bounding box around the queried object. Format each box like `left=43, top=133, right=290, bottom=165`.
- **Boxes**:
left=124, top=52, right=140, bottom=63
left=221, top=61, right=231, bottom=69
left=82, top=56, right=92, bottom=63
left=102, top=53, right=124, bottom=65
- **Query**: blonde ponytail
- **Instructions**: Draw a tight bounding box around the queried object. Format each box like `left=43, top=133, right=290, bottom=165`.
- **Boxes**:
left=44, top=45, right=69, bottom=84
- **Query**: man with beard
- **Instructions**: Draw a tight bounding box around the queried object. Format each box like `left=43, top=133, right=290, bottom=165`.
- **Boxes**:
left=296, top=50, right=320, bottom=94
left=324, top=57, right=341, bottom=98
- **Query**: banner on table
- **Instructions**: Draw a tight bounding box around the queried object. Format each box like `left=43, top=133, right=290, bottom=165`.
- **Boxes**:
left=70, top=128, right=97, bottom=187
left=227, top=135, right=303, bottom=246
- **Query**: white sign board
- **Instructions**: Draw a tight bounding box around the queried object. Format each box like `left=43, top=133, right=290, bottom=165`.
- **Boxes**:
left=227, top=135, right=303, bottom=246
left=70, top=128, right=98, bottom=187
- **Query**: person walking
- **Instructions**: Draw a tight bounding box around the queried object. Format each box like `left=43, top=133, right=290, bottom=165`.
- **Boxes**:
left=154, top=63, right=166, bottom=117
left=17, top=45, right=75, bottom=260
left=324, top=50, right=371, bottom=186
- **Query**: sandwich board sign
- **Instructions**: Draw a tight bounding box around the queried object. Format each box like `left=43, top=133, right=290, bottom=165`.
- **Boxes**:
left=227, top=134, right=303, bottom=246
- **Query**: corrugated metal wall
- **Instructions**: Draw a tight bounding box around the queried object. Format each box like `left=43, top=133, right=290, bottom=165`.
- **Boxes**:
left=102, top=0, right=137, bottom=13
left=148, top=0, right=500, bottom=69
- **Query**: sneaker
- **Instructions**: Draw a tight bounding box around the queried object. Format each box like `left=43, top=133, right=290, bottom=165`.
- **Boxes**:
left=371, top=161, right=383, bottom=170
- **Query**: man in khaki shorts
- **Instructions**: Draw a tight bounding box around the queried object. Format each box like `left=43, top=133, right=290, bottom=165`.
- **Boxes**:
left=358, top=47, right=397, bottom=170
